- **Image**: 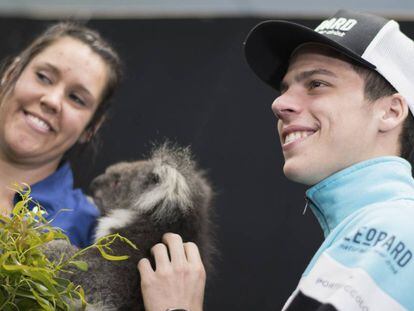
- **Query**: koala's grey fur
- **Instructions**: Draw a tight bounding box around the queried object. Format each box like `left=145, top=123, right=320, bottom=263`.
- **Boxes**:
left=45, top=144, right=214, bottom=310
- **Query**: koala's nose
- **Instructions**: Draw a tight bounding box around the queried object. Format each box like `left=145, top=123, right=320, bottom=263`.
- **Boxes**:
left=90, top=174, right=105, bottom=194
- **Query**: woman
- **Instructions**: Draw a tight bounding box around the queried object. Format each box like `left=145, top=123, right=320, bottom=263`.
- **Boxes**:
left=0, top=22, right=121, bottom=248
left=0, top=21, right=206, bottom=310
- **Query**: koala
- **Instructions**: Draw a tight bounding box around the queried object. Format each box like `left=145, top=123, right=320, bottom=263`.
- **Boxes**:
left=46, top=144, right=214, bottom=310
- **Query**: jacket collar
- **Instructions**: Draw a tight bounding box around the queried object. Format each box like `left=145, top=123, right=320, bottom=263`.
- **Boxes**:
left=306, top=156, right=414, bottom=238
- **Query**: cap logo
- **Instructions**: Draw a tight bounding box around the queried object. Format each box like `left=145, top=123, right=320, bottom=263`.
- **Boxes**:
left=314, top=17, right=358, bottom=37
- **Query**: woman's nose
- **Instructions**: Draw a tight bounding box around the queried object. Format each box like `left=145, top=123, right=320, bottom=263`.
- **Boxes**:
left=40, top=88, right=63, bottom=114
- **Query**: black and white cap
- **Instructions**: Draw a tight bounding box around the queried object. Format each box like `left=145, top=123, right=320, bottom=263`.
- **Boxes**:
left=244, top=9, right=414, bottom=113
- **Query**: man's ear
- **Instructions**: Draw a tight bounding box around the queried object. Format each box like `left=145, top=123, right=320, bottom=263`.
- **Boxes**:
left=78, top=115, right=106, bottom=144
left=378, top=93, right=409, bottom=133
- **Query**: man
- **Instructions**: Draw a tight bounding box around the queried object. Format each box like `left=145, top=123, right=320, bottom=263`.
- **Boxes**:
left=138, top=10, right=414, bottom=311
left=244, top=9, right=414, bottom=311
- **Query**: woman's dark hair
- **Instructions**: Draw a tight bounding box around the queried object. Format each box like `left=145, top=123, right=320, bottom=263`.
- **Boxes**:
left=0, top=22, right=122, bottom=158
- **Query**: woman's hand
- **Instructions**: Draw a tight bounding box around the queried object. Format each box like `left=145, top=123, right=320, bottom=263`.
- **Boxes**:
left=138, top=233, right=206, bottom=311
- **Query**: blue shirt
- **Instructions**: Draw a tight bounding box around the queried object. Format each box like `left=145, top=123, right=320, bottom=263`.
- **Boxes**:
left=13, top=162, right=99, bottom=248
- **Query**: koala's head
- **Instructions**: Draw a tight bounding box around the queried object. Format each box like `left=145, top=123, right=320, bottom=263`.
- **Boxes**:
left=90, top=160, right=156, bottom=215
left=90, top=144, right=212, bottom=221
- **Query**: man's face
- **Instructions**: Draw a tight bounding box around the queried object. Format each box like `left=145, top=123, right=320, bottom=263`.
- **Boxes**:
left=272, top=45, right=381, bottom=185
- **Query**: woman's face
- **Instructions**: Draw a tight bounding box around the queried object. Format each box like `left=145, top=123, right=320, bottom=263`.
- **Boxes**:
left=0, top=36, right=109, bottom=167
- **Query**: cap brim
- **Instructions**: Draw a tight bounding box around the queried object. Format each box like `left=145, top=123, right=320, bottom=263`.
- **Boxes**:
left=244, top=20, right=376, bottom=90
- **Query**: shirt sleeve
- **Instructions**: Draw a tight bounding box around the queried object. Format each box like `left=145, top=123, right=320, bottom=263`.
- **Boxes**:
left=48, top=189, right=100, bottom=249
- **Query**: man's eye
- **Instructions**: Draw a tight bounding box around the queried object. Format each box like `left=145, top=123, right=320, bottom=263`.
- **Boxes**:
left=69, top=93, right=86, bottom=106
left=36, top=72, right=52, bottom=84
left=308, top=80, right=326, bottom=89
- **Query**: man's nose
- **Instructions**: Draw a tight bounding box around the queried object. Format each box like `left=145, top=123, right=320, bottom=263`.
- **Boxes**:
left=271, top=89, right=304, bottom=121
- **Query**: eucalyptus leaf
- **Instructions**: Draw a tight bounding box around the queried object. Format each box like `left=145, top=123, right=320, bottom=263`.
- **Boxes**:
left=70, top=260, right=88, bottom=272
left=0, top=185, right=136, bottom=310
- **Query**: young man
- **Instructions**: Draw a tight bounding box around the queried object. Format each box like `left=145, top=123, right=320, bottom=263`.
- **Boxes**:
left=244, top=9, right=414, bottom=311
left=138, top=10, right=414, bottom=311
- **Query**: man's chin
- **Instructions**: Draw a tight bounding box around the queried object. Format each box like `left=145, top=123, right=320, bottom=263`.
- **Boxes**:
left=283, top=162, right=321, bottom=186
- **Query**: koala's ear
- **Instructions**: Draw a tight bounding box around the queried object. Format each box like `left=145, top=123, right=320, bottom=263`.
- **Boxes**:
left=134, top=160, right=192, bottom=221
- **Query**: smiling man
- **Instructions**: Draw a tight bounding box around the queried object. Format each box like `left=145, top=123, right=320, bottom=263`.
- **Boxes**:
left=245, top=10, right=414, bottom=311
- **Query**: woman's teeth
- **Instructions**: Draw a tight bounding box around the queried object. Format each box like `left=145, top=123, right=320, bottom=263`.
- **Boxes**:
left=26, top=113, right=51, bottom=132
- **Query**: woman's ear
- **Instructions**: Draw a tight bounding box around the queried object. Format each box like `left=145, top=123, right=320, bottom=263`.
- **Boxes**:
left=378, top=93, right=409, bottom=133
left=78, top=129, right=93, bottom=144
left=78, top=115, right=106, bottom=144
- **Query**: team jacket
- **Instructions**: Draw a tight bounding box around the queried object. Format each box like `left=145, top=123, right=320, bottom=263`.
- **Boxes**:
left=13, top=162, right=99, bottom=248
left=283, top=157, right=414, bottom=311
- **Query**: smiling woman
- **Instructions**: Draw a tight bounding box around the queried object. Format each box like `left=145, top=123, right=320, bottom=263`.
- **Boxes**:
left=0, top=23, right=122, bottom=247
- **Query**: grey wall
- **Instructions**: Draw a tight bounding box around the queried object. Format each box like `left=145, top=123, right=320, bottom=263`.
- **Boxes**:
left=0, top=1, right=413, bottom=19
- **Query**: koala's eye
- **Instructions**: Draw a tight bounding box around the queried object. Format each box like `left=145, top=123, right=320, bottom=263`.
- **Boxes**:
left=149, top=173, right=160, bottom=184
left=111, top=175, right=121, bottom=188
left=143, top=173, right=160, bottom=187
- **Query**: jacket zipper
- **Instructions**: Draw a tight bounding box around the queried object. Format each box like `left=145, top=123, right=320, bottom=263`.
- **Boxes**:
left=304, top=196, right=330, bottom=235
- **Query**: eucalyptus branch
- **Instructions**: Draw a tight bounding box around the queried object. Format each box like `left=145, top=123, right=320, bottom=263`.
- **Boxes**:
left=0, top=184, right=137, bottom=310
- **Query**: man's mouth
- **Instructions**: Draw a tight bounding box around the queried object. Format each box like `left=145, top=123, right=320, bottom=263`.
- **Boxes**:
left=284, top=130, right=315, bottom=145
left=280, top=125, right=318, bottom=149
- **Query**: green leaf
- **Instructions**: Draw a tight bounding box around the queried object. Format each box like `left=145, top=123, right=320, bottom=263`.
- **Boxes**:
left=30, top=288, right=54, bottom=311
left=70, top=260, right=88, bottom=271
left=0, top=184, right=137, bottom=310
left=119, top=235, right=138, bottom=250
left=14, top=288, right=37, bottom=300
left=24, top=271, right=59, bottom=294
left=12, top=201, right=25, bottom=215
left=97, top=247, right=129, bottom=261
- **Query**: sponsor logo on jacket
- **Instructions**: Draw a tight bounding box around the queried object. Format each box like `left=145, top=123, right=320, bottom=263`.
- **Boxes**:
left=343, top=226, right=412, bottom=270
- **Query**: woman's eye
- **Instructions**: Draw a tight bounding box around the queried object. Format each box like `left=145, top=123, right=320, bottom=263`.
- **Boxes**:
left=69, top=93, right=86, bottom=106
left=36, top=72, right=52, bottom=84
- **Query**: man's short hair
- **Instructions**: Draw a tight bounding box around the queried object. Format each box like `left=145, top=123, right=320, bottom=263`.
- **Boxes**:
left=350, top=63, right=414, bottom=160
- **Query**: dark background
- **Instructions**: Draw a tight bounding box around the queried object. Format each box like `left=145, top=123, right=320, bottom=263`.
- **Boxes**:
left=2, top=17, right=414, bottom=310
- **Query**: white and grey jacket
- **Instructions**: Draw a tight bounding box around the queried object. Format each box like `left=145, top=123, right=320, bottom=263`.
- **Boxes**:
left=283, top=157, right=414, bottom=311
